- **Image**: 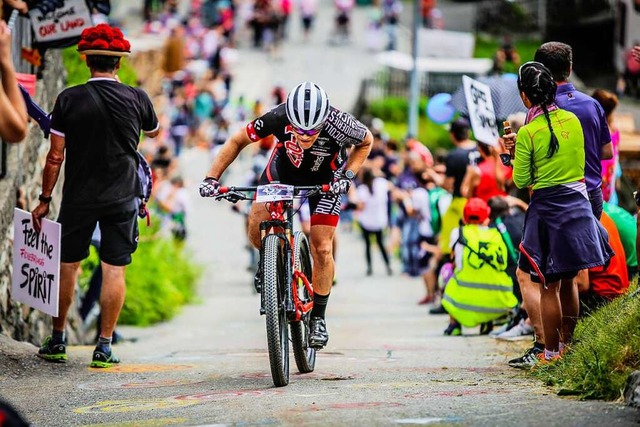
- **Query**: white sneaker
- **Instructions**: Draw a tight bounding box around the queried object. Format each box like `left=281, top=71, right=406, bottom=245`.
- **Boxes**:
left=495, top=319, right=534, bottom=341
left=489, top=322, right=511, bottom=337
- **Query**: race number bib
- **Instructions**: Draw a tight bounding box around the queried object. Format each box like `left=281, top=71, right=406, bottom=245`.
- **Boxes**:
left=256, top=184, right=294, bottom=203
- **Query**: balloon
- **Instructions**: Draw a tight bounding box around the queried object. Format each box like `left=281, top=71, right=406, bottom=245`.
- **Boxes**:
left=426, top=93, right=455, bottom=124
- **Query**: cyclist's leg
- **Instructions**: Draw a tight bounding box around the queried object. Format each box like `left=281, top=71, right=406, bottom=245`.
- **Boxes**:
left=308, top=193, right=341, bottom=296
left=248, top=202, right=272, bottom=249
left=307, top=193, right=340, bottom=348
left=310, top=223, right=337, bottom=296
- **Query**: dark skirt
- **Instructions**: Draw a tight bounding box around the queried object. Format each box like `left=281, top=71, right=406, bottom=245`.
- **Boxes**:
left=518, top=182, right=613, bottom=285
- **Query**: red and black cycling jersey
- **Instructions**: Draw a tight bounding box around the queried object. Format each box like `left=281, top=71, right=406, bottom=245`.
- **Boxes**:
left=247, top=103, right=368, bottom=185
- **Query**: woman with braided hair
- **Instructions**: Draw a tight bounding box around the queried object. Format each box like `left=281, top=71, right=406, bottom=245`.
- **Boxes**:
left=505, top=61, right=613, bottom=363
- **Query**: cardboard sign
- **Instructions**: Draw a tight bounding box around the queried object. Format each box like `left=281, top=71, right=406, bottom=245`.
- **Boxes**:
left=462, top=75, right=499, bottom=146
left=29, top=0, right=92, bottom=43
left=12, top=208, right=61, bottom=317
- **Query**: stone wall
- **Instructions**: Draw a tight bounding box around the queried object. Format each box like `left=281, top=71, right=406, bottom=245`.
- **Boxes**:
left=0, top=51, right=84, bottom=346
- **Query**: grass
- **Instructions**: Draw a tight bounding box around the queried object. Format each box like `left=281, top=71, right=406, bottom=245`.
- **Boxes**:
left=532, top=283, right=640, bottom=400
left=474, top=36, right=541, bottom=69
left=382, top=119, right=453, bottom=151
left=79, top=221, right=203, bottom=327
left=62, top=46, right=138, bottom=87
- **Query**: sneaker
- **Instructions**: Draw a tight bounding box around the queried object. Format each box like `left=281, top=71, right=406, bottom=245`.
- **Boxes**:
left=418, top=295, right=434, bottom=305
left=479, top=321, right=493, bottom=335
left=495, top=319, right=534, bottom=341
left=443, top=322, right=461, bottom=336
left=309, top=317, right=328, bottom=349
left=508, top=345, right=543, bottom=369
left=489, top=322, right=511, bottom=337
left=90, top=346, right=121, bottom=368
left=535, top=351, right=562, bottom=365
left=37, top=336, right=67, bottom=363
left=429, top=304, right=447, bottom=315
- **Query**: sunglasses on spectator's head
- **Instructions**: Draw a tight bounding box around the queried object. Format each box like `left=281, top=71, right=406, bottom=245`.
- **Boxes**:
left=518, top=61, right=545, bottom=80
left=291, top=124, right=323, bottom=136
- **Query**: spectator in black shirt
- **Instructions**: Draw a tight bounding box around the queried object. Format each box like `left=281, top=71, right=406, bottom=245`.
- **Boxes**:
left=32, top=24, right=160, bottom=369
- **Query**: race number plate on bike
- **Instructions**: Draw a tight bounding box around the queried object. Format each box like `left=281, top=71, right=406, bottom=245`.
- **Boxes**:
left=256, top=184, right=295, bottom=203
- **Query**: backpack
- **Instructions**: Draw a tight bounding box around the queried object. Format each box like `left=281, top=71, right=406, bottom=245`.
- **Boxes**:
left=428, top=187, right=447, bottom=236
left=136, top=152, right=153, bottom=225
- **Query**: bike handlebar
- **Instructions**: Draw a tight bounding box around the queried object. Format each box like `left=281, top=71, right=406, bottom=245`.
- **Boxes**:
left=216, top=184, right=332, bottom=202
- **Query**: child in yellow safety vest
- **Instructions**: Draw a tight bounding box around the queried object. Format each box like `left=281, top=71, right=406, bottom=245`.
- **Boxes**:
left=442, top=198, right=518, bottom=336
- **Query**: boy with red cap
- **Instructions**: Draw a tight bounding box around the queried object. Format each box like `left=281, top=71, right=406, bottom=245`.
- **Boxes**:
left=441, top=198, right=518, bottom=335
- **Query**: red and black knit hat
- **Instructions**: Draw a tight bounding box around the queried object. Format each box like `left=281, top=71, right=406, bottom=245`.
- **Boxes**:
left=77, top=24, right=131, bottom=57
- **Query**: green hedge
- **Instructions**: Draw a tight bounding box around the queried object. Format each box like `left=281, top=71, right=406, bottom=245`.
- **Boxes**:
left=79, top=223, right=202, bottom=326
left=62, top=46, right=138, bottom=87
left=533, top=283, right=640, bottom=400
left=366, top=96, right=453, bottom=150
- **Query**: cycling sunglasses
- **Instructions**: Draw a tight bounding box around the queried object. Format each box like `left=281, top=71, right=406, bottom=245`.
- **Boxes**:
left=291, top=124, right=323, bottom=136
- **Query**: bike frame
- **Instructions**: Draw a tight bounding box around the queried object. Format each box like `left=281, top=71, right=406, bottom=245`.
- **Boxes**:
left=218, top=185, right=327, bottom=322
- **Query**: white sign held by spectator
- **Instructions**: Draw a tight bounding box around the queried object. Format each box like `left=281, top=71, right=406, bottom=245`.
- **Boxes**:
left=462, top=75, right=499, bottom=146
left=12, top=208, right=60, bottom=317
left=29, top=0, right=92, bottom=43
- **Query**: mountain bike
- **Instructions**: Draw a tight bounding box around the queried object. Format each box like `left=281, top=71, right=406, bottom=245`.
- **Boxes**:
left=216, top=183, right=330, bottom=387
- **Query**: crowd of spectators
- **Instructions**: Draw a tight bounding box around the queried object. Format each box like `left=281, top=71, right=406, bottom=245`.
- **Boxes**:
left=336, top=40, right=640, bottom=370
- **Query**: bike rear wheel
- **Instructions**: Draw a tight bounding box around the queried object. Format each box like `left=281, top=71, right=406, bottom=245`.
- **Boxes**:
left=290, top=231, right=316, bottom=373
left=262, top=234, right=289, bottom=387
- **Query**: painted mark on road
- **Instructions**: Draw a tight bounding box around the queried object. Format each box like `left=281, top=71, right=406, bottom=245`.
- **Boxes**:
left=81, top=417, right=188, bottom=426
left=87, top=364, right=196, bottom=373
left=238, top=372, right=357, bottom=380
left=395, top=417, right=463, bottom=425
left=74, top=398, right=197, bottom=413
left=349, top=382, right=427, bottom=389
left=291, top=402, right=403, bottom=412
left=77, top=377, right=216, bottom=390
left=75, top=389, right=282, bottom=414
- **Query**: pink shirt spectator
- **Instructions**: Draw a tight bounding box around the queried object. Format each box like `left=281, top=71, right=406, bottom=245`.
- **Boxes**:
left=601, top=128, right=619, bottom=202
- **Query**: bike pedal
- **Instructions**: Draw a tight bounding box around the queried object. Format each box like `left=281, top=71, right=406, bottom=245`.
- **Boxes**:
left=309, top=340, right=325, bottom=350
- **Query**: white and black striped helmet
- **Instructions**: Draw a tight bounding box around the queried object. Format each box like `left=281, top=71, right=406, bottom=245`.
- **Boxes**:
left=285, top=82, right=330, bottom=130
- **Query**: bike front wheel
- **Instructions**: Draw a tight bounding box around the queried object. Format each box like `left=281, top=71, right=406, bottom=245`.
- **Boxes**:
left=262, top=234, right=289, bottom=387
left=290, top=231, right=316, bottom=373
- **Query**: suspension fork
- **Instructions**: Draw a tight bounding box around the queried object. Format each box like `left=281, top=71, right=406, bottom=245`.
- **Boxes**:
left=259, top=218, right=293, bottom=317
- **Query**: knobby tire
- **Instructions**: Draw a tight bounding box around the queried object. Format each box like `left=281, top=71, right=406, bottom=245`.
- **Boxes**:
left=290, top=231, right=316, bottom=373
left=262, top=234, right=289, bottom=387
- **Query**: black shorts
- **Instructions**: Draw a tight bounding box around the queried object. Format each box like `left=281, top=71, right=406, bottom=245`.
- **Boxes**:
left=517, top=253, right=578, bottom=285
left=418, top=236, right=436, bottom=271
left=58, top=198, right=139, bottom=266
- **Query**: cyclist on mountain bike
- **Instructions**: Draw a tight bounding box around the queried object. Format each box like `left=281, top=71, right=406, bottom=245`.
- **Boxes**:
left=199, top=81, right=373, bottom=348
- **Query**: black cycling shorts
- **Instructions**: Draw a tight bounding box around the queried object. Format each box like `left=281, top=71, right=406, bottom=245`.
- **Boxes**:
left=57, top=198, right=139, bottom=266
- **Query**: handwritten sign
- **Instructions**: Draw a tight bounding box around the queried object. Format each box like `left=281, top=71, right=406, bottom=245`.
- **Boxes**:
left=462, top=75, right=499, bottom=146
left=12, top=208, right=60, bottom=317
left=29, top=0, right=92, bottom=43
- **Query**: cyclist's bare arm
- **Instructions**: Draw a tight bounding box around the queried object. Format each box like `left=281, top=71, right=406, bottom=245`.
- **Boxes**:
left=206, top=127, right=255, bottom=179
left=343, top=129, right=373, bottom=175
